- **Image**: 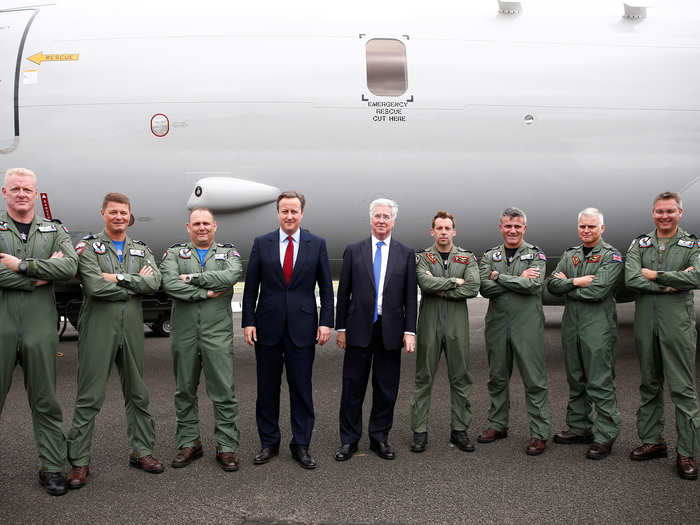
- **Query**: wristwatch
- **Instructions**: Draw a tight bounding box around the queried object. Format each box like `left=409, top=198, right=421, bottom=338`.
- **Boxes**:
left=18, top=260, right=28, bottom=274
left=116, top=273, right=126, bottom=284
left=184, top=274, right=193, bottom=284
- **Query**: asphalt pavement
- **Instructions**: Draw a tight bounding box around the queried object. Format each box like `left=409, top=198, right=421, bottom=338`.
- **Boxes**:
left=1, top=298, right=699, bottom=525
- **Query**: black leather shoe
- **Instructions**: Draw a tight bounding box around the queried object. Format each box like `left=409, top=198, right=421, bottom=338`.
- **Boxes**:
left=291, top=447, right=317, bottom=469
left=450, top=430, right=475, bottom=453
left=629, top=442, right=668, bottom=461
left=411, top=432, right=428, bottom=453
left=370, top=440, right=395, bottom=460
left=335, top=443, right=358, bottom=461
left=38, top=471, right=68, bottom=496
left=586, top=442, right=612, bottom=460
left=253, top=447, right=279, bottom=465
left=553, top=430, right=594, bottom=445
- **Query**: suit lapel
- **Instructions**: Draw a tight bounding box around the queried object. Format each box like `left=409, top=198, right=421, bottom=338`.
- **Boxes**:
left=267, top=230, right=286, bottom=286
left=289, top=230, right=309, bottom=286
left=362, top=237, right=375, bottom=291
left=383, top=238, right=398, bottom=292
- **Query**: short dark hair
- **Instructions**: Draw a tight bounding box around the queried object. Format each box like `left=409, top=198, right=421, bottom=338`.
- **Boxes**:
left=431, top=210, right=455, bottom=229
left=276, top=191, right=306, bottom=211
left=653, top=191, right=682, bottom=208
left=189, top=207, right=215, bottom=222
left=102, top=192, right=131, bottom=211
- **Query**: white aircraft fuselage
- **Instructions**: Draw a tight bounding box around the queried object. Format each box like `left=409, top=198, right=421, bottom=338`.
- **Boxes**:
left=2, top=0, right=700, bottom=273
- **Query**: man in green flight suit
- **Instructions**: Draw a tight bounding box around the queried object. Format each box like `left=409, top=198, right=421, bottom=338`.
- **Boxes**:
left=66, top=192, right=164, bottom=489
left=0, top=167, right=78, bottom=496
left=477, top=207, right=551, bottom=456
left=547, top=208, right=623, bottom=460
left=161, top=208, right=243, bottom=472
left=409, top=211, right=480, bottom=453
left=625, top=191, right=700, bottom=480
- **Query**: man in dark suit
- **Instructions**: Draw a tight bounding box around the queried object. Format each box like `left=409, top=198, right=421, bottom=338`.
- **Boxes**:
left=335, top=198, right=417, bottom=461
left=242, top=191, right=334, bottom=469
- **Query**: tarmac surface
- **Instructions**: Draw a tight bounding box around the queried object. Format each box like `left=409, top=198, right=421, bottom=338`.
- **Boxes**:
left=1, top=298, right=699, bottom=525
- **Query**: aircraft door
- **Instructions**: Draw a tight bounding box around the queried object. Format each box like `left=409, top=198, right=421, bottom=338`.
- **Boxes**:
left=0, top=9, right=37, bottom=153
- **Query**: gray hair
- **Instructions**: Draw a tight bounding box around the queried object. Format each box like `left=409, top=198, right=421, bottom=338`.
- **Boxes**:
left=4, top=167, right=37, bottom=186
left=369, top=198, right=398, bottom=220
left=578, top=207, right=604, bottom=224
left=500, top=207, right=527, bottom=225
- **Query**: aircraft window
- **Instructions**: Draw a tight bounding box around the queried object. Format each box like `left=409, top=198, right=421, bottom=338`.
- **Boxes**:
left=366, top=39, right=407, bottom=96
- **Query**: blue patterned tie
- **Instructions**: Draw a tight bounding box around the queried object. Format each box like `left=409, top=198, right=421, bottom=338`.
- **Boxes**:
left=373, top=241, right=385, bottom=323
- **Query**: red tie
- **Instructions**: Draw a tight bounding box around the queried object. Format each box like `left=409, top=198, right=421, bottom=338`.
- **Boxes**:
left=283, top=235, right=294, bottom=284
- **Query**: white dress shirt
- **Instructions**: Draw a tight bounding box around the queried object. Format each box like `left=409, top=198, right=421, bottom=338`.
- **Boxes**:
left=372, top=234, right=390, bottom=315
left=279, top=228, right=300, bottom=268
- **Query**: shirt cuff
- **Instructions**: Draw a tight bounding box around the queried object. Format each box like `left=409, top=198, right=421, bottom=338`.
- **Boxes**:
left=404, top=331, right=415, bottom=336
left=336, top=328, right=346, bottom=332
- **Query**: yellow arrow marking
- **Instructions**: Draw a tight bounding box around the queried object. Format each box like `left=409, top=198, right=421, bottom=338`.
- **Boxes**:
left=27, top=52, right=79, bottom=65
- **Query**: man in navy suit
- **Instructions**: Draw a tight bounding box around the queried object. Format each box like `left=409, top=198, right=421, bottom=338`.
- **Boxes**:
left=334, top=198, right=417, bottom=461
left=242, top=191, right=333, bottom=469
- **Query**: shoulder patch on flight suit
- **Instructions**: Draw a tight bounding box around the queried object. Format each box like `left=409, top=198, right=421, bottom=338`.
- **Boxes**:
left=75, top=241, right=87, bottom=255
left=638, top=236, right=652, bottom=248
left=612, top=253, right=623, bottom=263
left=453, top=255, right=469, bottom=264
left=0, top=220, right=8, bottom=231
left=37, top=224, right=57, bottom=233
left=425, top=252, right=438, bottom=265
left=92, top=242, right=107, bottom=255
left=677, top=239, right=694, bottom=248
left=538, top=252, right=547, bottom=261
left=586, top=254, right=602, bottom=263
left=179, top=248, right=192, bottom=259
left=130, top=248, right=145, bottom=257
left=492, top=251, right=503, bottom=262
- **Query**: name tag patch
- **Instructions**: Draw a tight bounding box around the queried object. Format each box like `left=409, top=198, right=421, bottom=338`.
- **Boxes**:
left=492, top=251, right=502, bottom=262
left=38, top=224, right=57, bottom=233
left=130, top=249, right=145, bottom=257
left=520, top=253, right=534, bottom=261
left=639, top=237, right=652, bottom=248
left=215, top=253, right=227, bottom=260
left=179, top=248, right=192, bottom=259
left=677, top=239, right=694, bottom=248
left=453, top=255, right=469, bottom=265
left=93, top=242, right=106, bottom=255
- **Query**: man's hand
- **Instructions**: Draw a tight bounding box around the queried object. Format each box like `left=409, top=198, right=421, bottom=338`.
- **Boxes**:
left=50, top=251, right=64, bottom=259
left=404, top=333, right=416, bottom=354
left=521, top=268, right=540, bottom=279
left=455, top=278, right=465, bottom=285
left=244, top=326, right=257, bottom=346
left=102, top=272, right=117, bottom=283
left=489, top=270, right=499, bottom=280
left=0, top=253, right=21, bottom=272
left=336, top=331, right=346, bottom=350
left=207, top=290, right=226, bottom=298
left=641, top=268, right=657, bottom=281
left=317, top=326, right=331, bottom=345
left=573, top=275, right=595, bottom=287
left=684, top=266, right=695, bottom=272
left=179, top=274, right=192, bottom=281
left=553, top=271, right=567, bottom=279
left=139, top=265, right=153, bottom=276
left=35, top=279, right=48, bottom=287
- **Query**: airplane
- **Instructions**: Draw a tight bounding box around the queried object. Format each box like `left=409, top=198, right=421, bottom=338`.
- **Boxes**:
left=2, top=0, right=699, bottom=330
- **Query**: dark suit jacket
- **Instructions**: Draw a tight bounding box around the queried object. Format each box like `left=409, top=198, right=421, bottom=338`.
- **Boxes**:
left=242, top=229, right=334, bottom=348
left=335, top=237, right=417, bottom=350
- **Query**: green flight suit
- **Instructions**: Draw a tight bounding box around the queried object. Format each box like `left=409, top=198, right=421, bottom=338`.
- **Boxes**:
left=547, top=239, right=623, bottom=444
left=410, top=245, right=480, bottom=433
left=0, top=211, right=77, bottom=471
left=67, top=231, right=161, bottom=466
left=160, top=241, right=243, bottom=452
left=479, top=241, right=551, bottom=440
left=625, top=228, right=700, bottom=457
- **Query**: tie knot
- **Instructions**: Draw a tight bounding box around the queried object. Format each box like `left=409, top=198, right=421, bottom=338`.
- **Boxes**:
left=377, top=241, right=385, bottom=248
left=287, top=235, right=293, bottom=242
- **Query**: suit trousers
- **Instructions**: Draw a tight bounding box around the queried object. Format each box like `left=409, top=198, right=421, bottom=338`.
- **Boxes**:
left=339, top=317, right=402, bottom=444
left=255, top=328, right=315, bottom=450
